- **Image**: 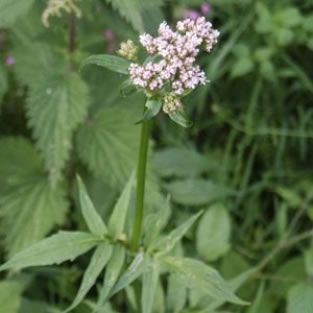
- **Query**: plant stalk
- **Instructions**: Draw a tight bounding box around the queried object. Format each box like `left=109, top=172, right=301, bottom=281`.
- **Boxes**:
left=130, top=119, right=152, bottom=251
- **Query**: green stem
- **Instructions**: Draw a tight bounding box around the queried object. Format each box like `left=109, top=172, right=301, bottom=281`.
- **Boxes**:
left=130, top=119, right=152, bottom=251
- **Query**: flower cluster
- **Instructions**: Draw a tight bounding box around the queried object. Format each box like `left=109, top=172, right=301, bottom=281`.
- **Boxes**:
left=117, top=40, right=138, bottom=61
left=129, top=17, right=219, bottom=99
left=42, top=0, right=82, bottom=27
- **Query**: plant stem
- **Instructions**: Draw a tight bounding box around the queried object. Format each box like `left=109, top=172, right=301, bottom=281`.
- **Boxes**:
left=130, top=119, right=152, bottom=251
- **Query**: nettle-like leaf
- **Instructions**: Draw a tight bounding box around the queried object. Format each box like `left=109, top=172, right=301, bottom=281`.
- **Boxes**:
left=65, top=243, right=113, bottom=313
left=0, top=137, right=68, bottom=256
left=161, top=256, right=247, bottom=306
left=287, top=283, right=313, bottom=313
left=26, top=73, right=89, bottom=184
left=81, top=55, right=131, bottom=75
left=0, top=0, right=35, bottom=27
left=77, top=103, right=140, bottom=188
left=196, top=204, right=231, bottom=261
left=0, top=280, right=23, bottom=313
left=0, top=231, right=99, bottom=272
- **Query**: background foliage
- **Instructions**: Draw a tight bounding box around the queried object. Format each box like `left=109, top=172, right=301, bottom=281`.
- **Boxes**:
left=0, top=0, right=313, bottom=312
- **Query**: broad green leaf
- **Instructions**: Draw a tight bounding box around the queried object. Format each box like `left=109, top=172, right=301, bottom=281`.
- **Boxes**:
left=65, top=243, right=113, bottom=313
left=81, top=54, right=131, bottom=75
left=165, top=178, right=234, bottom=206
left=77, top=103, right=140, bottom=188
left=168, top=107, right=193, bottom=128
left=166, top=273, right=187, bottom=313
left=0, top=231, right=99, bottom=272
left=26, top=73, right=89, bottom=184
left=196, top=204, right=231, bottom=261
left=0, top=281, right=23, bottom=313
left=0, top=0, right=35, bottom=27
left=108, top=174, right=134, bottom=238
left=138, top=99, right=162, bottom=123
left=110, top=251, right=146, bottom=297
left=12, top=42, right=65, bottom=87
left=153, top=211, right=202, bottom=255
left=96, top=245, right=126, bottom=310
left=161, top=256, right=247, bottom=305
left=0, top=138, right=68, bottom=256
left=153, top=147, right=215, bottom=178
left=287, top=283, right=313, bottom=313
left=76, top=176, right=108, bottom=237
left=142, top=258, right=159, bottom=313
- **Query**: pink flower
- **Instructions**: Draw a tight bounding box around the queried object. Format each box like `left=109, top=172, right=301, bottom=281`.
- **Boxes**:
left=201, top=3, right=212, bottom=15
left=5, top=55, right=15, bottom=66
left=183, top=9, right=201, bottom=21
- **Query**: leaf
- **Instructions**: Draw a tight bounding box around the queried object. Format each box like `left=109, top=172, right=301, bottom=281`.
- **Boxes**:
left=120, top=79, right=137, bottom=97
left=0, top=280, right=23, bottom=313
left=142, top=258, right=159, bottom=313
left=161, top=256, right=247, bottom=305
left=0, top=231, right=99, bottom=272
left=0, top=137, right=68, bottom=256
left=96, top=246, right=126, bottom=310
left=166, top=273, right=187, bottom=313
left=287, top=283, right=313, bottom=313
left=81, top=54, right=131, bottom=75
left=138, top=99, right=162, bottom=123
left=153, top=147, right=215, bottom=178
left=153, top=211, right=202, bottom=255
left=196, top=204, right=231, bottom=261
left=77, top=103, right=140, bottom=188
left=26, top=73, right=89, bottom=185
left=65, top=243, right=113, bottom=313
left=108, top=174, right=134, bottom=238
left=0, top=0, right=35, bottom=27
left=12, top=42, right=65, bottom=87
left=168, top=107, right=193, bottom=128
left=76, top=175, right=108, bottom=237
left=110, top=251, right=146, bottom=297
left=165, top=178, right=234, bottom=206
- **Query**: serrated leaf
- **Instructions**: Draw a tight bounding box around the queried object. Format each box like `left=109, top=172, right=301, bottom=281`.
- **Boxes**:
left=287, top=283, right=313, bottom=313
left=0, top=0, right=35, bottom=27
left=168, top=107, right=193, bottom=128
left=0, top=137, right=68, bottom=256
left=77, top=104, right=140, bottom=188
left=65, top=243, right=113, bottom=313
left=81, top=54, right=131, bottom=75
left=12, top=42, right=65, bottom=87
left=110, top=251, right=146, bottom=297
left=96, top=245, right=126, bottom=311
left=161, top=256, right=247, bottom=306
left=196, top=204, right=231, bottom=261
left=108, top=174, right=134, bottom=238
left=142, top=258, right=159, bottom=313
left=153, top=211, right=202, bottom=255
left=76, top=175, right=108, bottom=237
left=0, top=231, right=99, bottom=272
left=26, top=73, right=89, bottom=185
left=0, top=280, right=23, bottom=313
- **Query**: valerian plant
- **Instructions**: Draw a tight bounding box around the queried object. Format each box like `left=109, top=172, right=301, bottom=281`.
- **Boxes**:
left=0, top=13, right=248, bottom=313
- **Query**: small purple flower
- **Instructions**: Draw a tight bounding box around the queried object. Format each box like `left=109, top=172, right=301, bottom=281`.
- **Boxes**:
left=201, top=3, right=212, bottom=15
left=5, top=55, right=15, bottom=66
left=103, top=29, right=114, bottom=41
left=183, top=9, right=201, bottom=21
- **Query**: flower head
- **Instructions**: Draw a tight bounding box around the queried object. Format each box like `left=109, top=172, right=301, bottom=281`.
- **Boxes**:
left=118, top=40, right=138, bottom=61
left=128, top=17, right=219, bottom=108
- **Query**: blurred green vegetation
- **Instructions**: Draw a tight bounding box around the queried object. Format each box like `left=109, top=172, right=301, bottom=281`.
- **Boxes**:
left=0, top=0, right=313, bottom=312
